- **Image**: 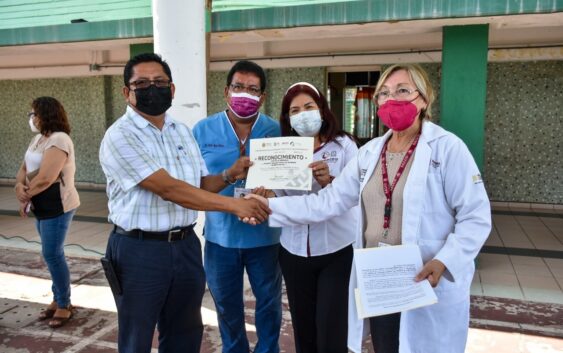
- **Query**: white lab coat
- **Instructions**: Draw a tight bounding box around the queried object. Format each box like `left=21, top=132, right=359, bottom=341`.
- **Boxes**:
left=269, top=121, right=491, bottom=353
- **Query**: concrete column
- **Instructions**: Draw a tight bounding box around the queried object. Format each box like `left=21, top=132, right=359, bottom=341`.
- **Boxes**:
left=152, top=0, right=209, bottom=127
left=440, top=24, right=489, bottom=170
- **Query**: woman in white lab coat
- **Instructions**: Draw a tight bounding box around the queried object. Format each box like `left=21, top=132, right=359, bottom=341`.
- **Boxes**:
left=247, top=64, right=491, bottom=353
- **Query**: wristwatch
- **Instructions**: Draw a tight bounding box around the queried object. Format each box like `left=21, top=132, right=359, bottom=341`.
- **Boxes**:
left=222, top=169, right=236, bottom=185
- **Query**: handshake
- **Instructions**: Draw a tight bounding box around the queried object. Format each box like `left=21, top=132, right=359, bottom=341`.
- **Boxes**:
left=231, top=188, right=271, bottom=226
left=225, top=157, right=331, bottom=226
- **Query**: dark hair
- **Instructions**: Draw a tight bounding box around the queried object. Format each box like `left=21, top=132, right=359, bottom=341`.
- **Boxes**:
left=123, top=53, right=173, bottom=87
left=226, top=60, right=267, bottom=92
left=280, top=83, right=353, bottom=145
left=32, top=96, right=71, bottom=135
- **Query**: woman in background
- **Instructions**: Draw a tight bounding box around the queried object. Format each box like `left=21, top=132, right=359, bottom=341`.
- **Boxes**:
left=15, top=96, right=80, bottom=328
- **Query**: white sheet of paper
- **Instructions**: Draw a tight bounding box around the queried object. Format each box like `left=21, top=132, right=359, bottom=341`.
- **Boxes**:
left=245, top=136, right=314, bottom=191
left=354, top=244, right=438, bottom=318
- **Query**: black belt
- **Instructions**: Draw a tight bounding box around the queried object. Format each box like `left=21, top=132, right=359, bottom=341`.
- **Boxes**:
left=113, top=224, right=195, bottom=242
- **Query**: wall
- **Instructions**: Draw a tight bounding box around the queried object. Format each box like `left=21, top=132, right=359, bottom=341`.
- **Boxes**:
left=485, top=61, right=562, bottom=204
left=1, top=62, right=561, bottom=204
left=0, top=76, right=124, bottom=184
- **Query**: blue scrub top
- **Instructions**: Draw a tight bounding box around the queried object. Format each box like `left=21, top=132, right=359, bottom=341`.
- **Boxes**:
left=193, top=111, right=281, bottom=248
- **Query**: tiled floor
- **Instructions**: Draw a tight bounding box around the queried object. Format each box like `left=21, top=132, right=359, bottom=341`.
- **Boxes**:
left=1, top=185, right=562, bottom=352
left=470, top=203, right=563, bottom=304
left=1, top=187, right=563, bottom=303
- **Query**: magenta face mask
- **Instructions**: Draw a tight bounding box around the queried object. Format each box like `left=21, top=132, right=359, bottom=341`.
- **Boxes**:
left=228, top=92, right=261, bottom=119
left=376, top=100, right=419, bottom=131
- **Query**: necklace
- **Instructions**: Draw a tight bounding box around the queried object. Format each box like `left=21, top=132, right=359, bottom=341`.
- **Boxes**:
left=32, top=135, right=45, bottom=151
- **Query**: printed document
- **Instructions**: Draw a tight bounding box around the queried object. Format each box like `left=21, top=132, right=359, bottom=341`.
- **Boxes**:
left=354, top=244, right=438, bottom=318
left=246, top=136, right=314, bottom=191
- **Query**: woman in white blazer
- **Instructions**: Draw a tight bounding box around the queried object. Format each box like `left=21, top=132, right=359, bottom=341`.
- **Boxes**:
left=246, top=64, right=491, bottom=353
left=273, top=82, right=358, bottom=353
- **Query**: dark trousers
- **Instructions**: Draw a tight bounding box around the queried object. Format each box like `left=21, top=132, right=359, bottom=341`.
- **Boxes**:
left=369, top=312, right=401, bottom=353
left=105, top=230, right=206, bottom=353
left=279, top=245, right=353, bottom=353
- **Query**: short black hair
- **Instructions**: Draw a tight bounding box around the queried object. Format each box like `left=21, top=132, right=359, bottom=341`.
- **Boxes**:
left=226, top=60, right=267, bottom=92
left=123, top=53, right=173, bottom=87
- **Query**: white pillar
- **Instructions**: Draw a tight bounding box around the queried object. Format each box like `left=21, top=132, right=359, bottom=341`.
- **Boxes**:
left=152, top=0, right=208, bottom=127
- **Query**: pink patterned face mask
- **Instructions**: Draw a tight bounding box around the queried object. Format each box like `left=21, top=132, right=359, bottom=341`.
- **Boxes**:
left=228, top=92, right=261, bottom=119
left=376, top=100, right=419, bottom=131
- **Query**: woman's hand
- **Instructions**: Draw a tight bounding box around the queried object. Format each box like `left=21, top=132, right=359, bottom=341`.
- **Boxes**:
left=19, top=201, right=30, bottom=218
left=310, top=161, right=333, bottom=188
left=231, top=197, right=271, bottom=225
left=15, top=183, right=30, bottom=203
left=241, top=194, right=269, bottom=225
left=415, top=259, right=446, bottom=287
left=227, top=156, right=253, bottom=181
left=251, top=186, right=276, bottom=198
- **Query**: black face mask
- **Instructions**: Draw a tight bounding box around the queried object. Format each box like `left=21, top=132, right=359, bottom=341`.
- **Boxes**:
left=133, top=85, right=172, bottom=116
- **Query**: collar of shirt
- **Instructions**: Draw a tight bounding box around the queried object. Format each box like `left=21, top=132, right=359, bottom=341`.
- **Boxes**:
left=223, top=110, right=261, bottom=142
left=126, top=105, right=176, bottom=130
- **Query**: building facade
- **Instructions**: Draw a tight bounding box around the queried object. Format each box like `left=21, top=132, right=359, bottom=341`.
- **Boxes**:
left=0, top=0, right=561, bottom=203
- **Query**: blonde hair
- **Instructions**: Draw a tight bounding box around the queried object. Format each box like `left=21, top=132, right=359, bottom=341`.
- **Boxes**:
left=375, top=64, right=435, bottom=120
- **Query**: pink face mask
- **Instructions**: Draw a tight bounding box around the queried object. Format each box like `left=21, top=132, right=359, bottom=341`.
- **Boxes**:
left=228, top=92, right=261, bottom=119
left=376, top=100, right=419, bottom=131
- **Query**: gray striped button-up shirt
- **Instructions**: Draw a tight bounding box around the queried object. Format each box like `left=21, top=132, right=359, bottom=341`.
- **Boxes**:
left=99, top=106, right=208, bottom=231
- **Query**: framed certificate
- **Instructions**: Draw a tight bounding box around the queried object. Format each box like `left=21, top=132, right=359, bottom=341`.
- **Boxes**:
left=245, top=136, right=314, bottom=191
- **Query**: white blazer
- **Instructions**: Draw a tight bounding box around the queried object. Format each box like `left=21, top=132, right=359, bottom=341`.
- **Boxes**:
left=277, top=135, right=358, bottom=257
left=269, top=121, right=491, bottom=353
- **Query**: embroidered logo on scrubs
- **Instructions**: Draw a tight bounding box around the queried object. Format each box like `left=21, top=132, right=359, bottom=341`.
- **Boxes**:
left=322, top=151, right=339, bottom=163
left=431, top=159, right=440, bottom=168
left=472, top=174, right=483, bottom=184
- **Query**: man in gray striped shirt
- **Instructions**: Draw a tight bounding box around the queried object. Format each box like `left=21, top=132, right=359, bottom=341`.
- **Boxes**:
left=99, top=53, right=270, bottom=353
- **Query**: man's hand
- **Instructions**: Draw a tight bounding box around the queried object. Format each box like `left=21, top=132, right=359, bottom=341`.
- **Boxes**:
left=15, top=183, right=30, bottom=203
left=415, top=259, right=446, bottom=287
left=231, top=196, right=271, bottom=225
left=310, top=161, right=333, bottom=188
left=228, top=156, right=253, bottom=181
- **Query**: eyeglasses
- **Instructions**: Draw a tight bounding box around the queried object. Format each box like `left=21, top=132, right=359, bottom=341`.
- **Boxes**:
left=27, top=112, right=35, bottom=119
left=229, top=83, right=262, bottom=96
left=129, top=79, right=172, bottom=89
left=375, top=88, right=418, bottom=103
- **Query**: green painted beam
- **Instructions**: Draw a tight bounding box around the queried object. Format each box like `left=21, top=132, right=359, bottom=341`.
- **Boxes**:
left=0, top=17, right=153, bottom=47
left=130, top=43, right=154, bottom=58
left=1, top=0, right=561, bottom=46
left=0, top=0, right=151, bottom=30
left=440, top=24, right=489, bottom=171
left=212, top=0, right=563, bottom=31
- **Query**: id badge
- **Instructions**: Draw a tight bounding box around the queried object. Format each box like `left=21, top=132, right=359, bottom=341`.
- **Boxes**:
left=234, top=187, right=252, bottom=199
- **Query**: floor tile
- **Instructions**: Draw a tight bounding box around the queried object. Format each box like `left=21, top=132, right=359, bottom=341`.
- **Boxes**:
left=477, top=254, right=515, bottom=274
left=517, top=275, right=563, bottom=304
left=512, top=262, right=553, bottom=277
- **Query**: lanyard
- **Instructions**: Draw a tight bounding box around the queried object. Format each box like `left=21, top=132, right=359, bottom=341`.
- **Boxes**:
left=380, top=133, right=420, bottom=237
left=239, top=135, right=249, bottom=156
